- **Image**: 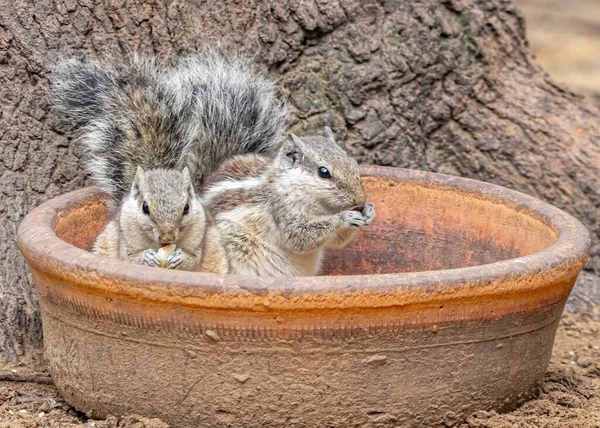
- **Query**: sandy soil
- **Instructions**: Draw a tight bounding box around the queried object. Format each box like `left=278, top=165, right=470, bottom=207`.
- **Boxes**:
left=459, top=313, right=600, bottom=428
left=516, top=0, right=600, bottom=106
left=0, top=377, right=167, bottom=428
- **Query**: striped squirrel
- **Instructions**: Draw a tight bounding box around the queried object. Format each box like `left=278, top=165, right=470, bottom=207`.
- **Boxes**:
left=201, top=126, right=375, bottom=276
left=50, top=51, right=288, bottom=272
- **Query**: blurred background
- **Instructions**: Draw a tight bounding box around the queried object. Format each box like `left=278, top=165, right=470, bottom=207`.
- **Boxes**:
left=516, top=0, right=600, bottom=106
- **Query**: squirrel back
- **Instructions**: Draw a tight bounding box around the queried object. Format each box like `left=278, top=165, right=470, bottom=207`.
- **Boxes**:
left=50, top=51, right=288, bottom=204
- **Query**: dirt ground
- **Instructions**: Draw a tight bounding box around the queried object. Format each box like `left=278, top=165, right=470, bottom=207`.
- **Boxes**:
left=0, top=375, right=168, bottom=427
left=516, top=0, right=600, bottom=106
left=459, top=315, right=600, bottom=428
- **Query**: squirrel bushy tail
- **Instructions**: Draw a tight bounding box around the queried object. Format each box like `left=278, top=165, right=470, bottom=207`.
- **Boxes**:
left=51, top=55, right=166, bottom=201
left=49, top=51, right=288, bottom=203
left=50, top=55, right=121, bottom=128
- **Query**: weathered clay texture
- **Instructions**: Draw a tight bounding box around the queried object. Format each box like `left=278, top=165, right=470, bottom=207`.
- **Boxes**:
left=1, top=0, right=599, bottom=365
left=17, top=166, right=591, bottom=427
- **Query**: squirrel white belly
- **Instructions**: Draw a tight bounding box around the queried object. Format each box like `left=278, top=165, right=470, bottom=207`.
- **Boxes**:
left=201, top=127, right=375, bottom=276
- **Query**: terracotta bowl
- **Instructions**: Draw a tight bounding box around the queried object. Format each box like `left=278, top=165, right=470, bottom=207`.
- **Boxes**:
left=18, top=166, right=590, bottom=427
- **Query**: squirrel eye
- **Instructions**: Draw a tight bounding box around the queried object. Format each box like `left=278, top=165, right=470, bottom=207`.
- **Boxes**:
left=318, top=166, right=331, bottom=179
left=142, top=201, right=150, bottom=215
left=183, top=203, right=190, bottom=215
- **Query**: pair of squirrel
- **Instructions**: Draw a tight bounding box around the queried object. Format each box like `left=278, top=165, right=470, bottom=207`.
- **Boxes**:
left=51, top=51, right=375, bottom=276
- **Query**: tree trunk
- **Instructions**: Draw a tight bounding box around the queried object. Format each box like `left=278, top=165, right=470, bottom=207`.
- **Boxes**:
left=1, top=0, right=598, bottom=365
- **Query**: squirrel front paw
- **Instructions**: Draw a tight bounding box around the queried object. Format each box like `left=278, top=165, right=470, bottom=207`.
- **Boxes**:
left=341, top=210, right=368, bottom=228
left=142, top=249, right=161, bottom=267
left=341, top=203, right=375, bottom=228
left=362, top=203, right=375, bottom=225
left=166, top=248, right=184, bottom=269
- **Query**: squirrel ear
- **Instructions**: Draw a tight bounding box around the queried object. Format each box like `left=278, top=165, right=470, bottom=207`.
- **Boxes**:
left=181, top=167, right=191, bottom=183
left=280, top=134, right=303, bottom=166
left=290, top=133, right=304, bottom=147
left=181, top=167, right=195, bottom=198
left=132, top=166, right=146, bottom=197
left=323, top=126, right=336, bottom=143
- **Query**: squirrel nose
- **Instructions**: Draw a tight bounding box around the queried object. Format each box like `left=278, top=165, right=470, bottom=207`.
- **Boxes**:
left=159, top=227, right=177, bottom=245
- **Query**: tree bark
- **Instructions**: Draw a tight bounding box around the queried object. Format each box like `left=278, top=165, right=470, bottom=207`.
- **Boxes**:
left=1, top=0, right=598, bottom=364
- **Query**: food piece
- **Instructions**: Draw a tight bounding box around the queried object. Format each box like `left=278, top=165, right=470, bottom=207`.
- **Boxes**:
left=156, top=244, right=177, bottom=268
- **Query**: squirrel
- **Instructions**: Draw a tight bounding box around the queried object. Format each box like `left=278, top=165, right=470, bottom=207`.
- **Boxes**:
left=50, top=51, right=288, bottom=272
left=200, top=126, right=375, bottom=276
left=92, top=166, right=228, bottom=272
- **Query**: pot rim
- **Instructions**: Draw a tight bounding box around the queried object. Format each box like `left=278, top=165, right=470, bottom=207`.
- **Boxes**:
left=18, top=166, right=591, bottom=311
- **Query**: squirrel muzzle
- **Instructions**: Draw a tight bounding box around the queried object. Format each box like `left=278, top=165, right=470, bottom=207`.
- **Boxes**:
left=158, top=225, right=178, bottom=246
left=353, top=185, right=367, bottom=207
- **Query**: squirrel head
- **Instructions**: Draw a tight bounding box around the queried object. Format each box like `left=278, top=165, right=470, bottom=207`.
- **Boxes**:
left=273, top=127, right=366, bottom=213
left=121, top=166, right=205, bottom=247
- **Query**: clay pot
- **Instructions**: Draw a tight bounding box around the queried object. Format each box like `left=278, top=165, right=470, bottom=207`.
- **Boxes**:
left=18, top=166, right=590, bottom=427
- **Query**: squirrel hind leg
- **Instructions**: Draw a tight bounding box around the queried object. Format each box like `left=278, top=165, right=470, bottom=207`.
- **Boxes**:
left=92, top=220, right=120, bottom=258
left=199, top=228, right=229, bottom=274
